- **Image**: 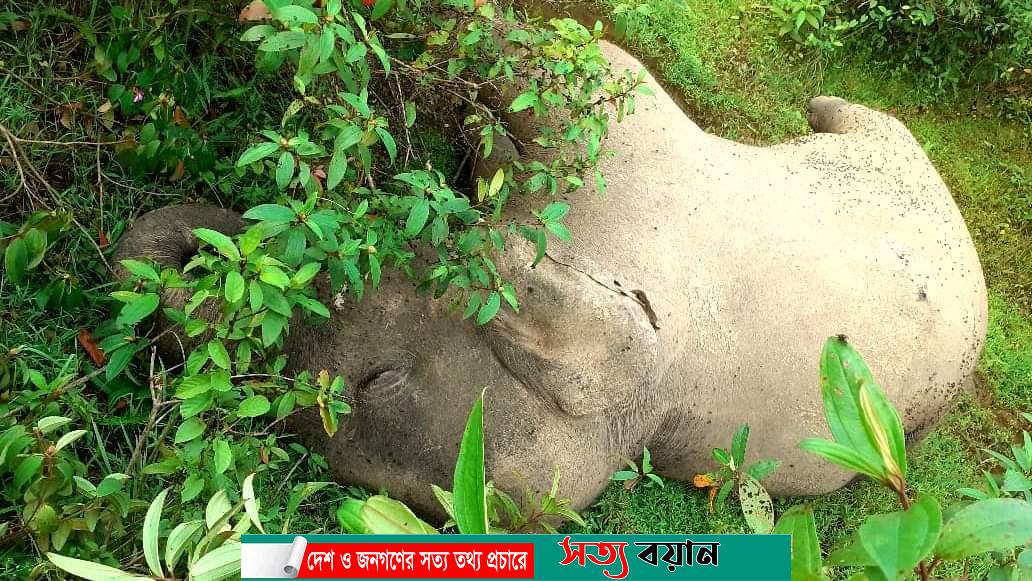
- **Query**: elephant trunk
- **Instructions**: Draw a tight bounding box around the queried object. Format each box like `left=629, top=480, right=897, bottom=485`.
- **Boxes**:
left=112, top=204, right=245, bottom=362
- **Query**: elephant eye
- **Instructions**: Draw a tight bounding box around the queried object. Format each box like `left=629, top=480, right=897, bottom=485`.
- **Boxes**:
left=353, top=352, right=417, bottom=398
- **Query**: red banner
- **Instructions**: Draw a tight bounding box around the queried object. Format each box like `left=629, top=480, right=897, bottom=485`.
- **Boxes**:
left=295, top=542, right=535, bottom=578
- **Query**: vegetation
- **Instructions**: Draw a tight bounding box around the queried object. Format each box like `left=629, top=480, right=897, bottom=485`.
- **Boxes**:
left=2, top=0, right=1031, bottom=579
left=0, top=0, right=636, bottom=577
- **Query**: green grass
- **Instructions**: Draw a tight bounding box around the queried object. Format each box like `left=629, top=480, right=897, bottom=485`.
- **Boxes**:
left=558, top=0, right=1032, bottom=569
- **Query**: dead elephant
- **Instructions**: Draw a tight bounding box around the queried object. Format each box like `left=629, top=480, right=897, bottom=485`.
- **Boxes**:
left=114, top=42, right=987, bottom=519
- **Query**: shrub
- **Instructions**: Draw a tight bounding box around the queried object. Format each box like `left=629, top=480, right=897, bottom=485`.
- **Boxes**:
left=1, top=0, right=642, bottom=574
left=768, top=0, right=1032, bottom=90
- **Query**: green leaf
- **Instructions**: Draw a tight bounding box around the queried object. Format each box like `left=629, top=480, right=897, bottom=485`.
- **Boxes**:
left=243, top=204, right=295, bottom=225
left=276, top=151, right=295, bottom=190
left=746, top=459, right=781, bottom=481
left=119, top=259, right=160, bottom=282
left=238, top=395, right=271, bottom=418
left=712, top=447, right=732, bottom=466
left=224, top=271, right=245, bottom=304
left=37, top=415, right=72, bottom=434
left=259, top=266, right=290, bottom=290
left=738, top=473, right=774, bottom=534
left=240, top=24, right=276, bottom=42
left=935, top=498, right=1032, bottom=560
left=320, top=404, right=339, bottom=437
left=858, top=494, right=942, bottom=579
left=174, top=418, right=206, bottom=444
left=293, top=262, right=321, bottom=287
left=352, top=496, right=437, bottom=534
left=773, top=505, right=824, bottom=581
left=545, top=221, right=572, bottom=242
left=213, top=439, right=232, bottom=475
left=4, top=237, right=28, bottom=284
left=371, top=0, right=392, bottom=20
left=799, top=439, right=883, bottom=480
left=404, top=101, right=417, bottom=128
left=509, top=90, right=539, bottom=112
left=611, top=470, right=639, bottom=481
left=368, top=253, right=381, bottom=288
left=189, top=542, right=240, bottom=581
left=176, top=373, right=212, bottom=399
left=181, top=473, right=204, bottom=502
left=46, top=553, right=142, bottom=580
left=336, top=499, right=370, bottom=534
left=405, top=198, right=430, bottom=237
left=272, top=5, right=318, bottom=24
left=827, top=532, right=876, bottom=568
left=453, top=391, right=488, bottom=534
left=731, top=424, right=750, bottom=468
left=165, top=520, right=204, bottom=570
left=207, top=340, right=231, bottom=370
left=816, top=336, right=906, bottom=485
left=96, top=473, right=129, bottom=497
left=205, top=491, right=233, bottom=529
left=243, top=473, right=265, bottom=533
left=55, top=429, right=88, bottom=451
left=193, top=228, right=240, bottom=261
left=296, top=296, right=330, bottom=318
left=476, top=292, right=500, bottom=326
left=261, top=313, right=287, bottom=347
left=327, top=148, right=347, bottom=191
left=375, top=127, right=397, bottom=163
left=14, top=455, right=42, bottom=489
left=237, top=142, right=280, bottom=166
left=249, top=280, right=264, bottom=311
left=117, top=293, right=160, bottom=327
left=143, top=488, right=168, bottom=578
left=489, top=168, right=505, bottom=197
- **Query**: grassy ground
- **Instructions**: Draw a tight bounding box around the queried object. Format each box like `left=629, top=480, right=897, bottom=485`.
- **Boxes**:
left=567, top=0, right=1032, bottom=567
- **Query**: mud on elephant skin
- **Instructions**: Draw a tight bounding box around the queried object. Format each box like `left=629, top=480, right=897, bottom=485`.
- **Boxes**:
left=114, top=42, right=987, bottom=520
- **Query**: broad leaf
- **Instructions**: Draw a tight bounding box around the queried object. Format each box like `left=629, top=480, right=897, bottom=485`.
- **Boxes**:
left=738, top=473, right=774, bottom=534
left=772, top=505, right=824, bottom=581
left=453, top=391, right=488, bottom=534
left=238, top=395, right=271, bottom=418
left=935, top=498, right=1032, bottom=560
left=189, top=542, right=240, bottom=581
left=165, top=520, right=204, bottom=570
left=46, top=553, right=144, bottom=580
left=858, top=494, right=941, bottom=579
left=731, top=424, right=749, bottom=468
left=143, top=488, right=168, bottom=578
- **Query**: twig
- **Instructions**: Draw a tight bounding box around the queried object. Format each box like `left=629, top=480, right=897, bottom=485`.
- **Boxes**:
left=0, top=122, right=42, bottom=207
left=0, top=121, right=114, bottom=272
left=56, top=366, right=107, bottom=393
left=392, top=72, right=414, bottom=167
left=96, top=146, right=105, bottom=245
left=14, top=137, right=130, bottom=147
left=126, top=349, right=165, bottom=477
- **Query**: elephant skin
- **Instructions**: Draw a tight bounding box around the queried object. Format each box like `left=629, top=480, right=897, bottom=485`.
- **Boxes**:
left=114, top=42, right=987, bottom=520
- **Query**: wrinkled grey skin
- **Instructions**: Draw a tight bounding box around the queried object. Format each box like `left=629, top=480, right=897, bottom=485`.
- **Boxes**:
left=115, top=42, right=987, bottom=520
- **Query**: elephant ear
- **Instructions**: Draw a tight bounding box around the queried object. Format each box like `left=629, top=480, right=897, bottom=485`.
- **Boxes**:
left=483, top=237, right=659, bottom=417
left=112, top=204, right=245, bottom=362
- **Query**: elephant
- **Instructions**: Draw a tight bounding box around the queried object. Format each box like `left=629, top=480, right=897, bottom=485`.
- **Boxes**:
left=114, top=41, right=987, bottom=520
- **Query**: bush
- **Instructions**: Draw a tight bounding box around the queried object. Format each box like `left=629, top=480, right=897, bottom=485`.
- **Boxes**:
left=769, top=0, right=1032, bottom=90
left=0, top=0, right=644, bottom=575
